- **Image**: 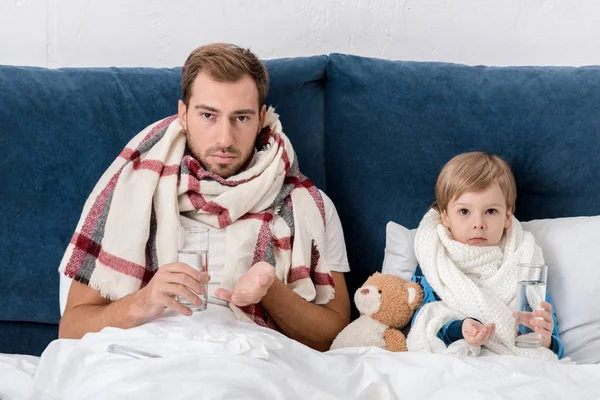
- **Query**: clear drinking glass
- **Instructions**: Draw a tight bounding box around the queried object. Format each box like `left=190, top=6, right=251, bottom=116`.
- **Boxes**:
left=514, top=263, right=548, bottom=348
left=177, top=226, right=209, bottom=312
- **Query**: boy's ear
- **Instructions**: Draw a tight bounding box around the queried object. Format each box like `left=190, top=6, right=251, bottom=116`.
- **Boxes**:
left=441, top=210, right=450, bottom=228
left=504, top=208, right=513, bottom=229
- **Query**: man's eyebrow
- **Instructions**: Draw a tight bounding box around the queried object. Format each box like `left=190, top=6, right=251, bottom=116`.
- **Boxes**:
left=194, top=104, right=220, bottom=113
left=232, top=109, right=257, bottom=115
left=192, top=105, right=256, bottom=116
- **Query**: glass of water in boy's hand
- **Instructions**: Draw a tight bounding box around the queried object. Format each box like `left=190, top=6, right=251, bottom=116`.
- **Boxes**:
left=177, top=226, right=209, bottom=312
left=514, top=263, right=548, bottom=348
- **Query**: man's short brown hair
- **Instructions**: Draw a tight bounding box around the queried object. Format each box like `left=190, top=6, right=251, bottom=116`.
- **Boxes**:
left=181, top=43, right=269, bottom=108
left=435, top=152, right=517, bottom=212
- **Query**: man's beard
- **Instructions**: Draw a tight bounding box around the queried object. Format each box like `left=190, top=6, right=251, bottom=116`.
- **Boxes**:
left=190, top=147, right=254, bottom=179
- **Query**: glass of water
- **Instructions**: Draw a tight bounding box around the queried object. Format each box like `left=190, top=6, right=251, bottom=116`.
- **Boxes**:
left=514, top=263, right=548, bottom=348
left=177, top=226, right=209, bottom=312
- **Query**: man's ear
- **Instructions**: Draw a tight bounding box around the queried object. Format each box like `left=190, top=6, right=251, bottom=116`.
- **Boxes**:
left=259, top=104, right=267, bottom=128
left=441, top=210, right=450, bottom=228
left=504, top=208, right=513, bottom=229
left=178, top=100, right=188, bottom=132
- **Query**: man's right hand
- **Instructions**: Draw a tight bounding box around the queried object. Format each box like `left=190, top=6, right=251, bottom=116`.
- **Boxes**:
left=132, top=262, right=210, bottom=321
left=462, top=318, right=496, bottom=346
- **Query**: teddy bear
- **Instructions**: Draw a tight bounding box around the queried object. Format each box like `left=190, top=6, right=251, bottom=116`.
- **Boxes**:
left=330, top=272, right=424, bottom=352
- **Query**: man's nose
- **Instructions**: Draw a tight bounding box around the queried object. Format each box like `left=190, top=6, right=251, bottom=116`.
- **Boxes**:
left=215, top=119, right=234, bottom=148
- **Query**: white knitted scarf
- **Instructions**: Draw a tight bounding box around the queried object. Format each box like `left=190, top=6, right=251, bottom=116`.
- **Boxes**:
left=406, top=209, right=560, bottom=361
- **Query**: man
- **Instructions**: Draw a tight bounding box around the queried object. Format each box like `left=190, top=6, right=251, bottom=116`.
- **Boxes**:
left=59, top=43, right=351, bottom=352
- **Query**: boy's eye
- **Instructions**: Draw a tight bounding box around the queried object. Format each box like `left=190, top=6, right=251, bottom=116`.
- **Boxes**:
left=201, top=113, right=214, bottom=120
left=458, top=209, right=469, bottom=216
left=486, top=209, right=498, bottom=215
left=235, top=116, right=249, bottom=122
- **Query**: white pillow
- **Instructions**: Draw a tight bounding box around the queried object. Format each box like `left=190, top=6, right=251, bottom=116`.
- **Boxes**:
left=381, top=221, right=418, bottom=280
left=382, top=216, right=600, bottom=364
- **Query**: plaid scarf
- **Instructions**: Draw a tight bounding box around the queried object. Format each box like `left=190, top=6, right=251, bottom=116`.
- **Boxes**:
left=59, top=108, right=335, bottom=329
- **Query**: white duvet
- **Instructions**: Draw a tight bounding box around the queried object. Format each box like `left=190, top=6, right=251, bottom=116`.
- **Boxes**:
left=2, top=307, right=600, bottom=400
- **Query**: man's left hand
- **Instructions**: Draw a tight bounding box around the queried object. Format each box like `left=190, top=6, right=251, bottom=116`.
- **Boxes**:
left=215, top=261, right=275, bottom=307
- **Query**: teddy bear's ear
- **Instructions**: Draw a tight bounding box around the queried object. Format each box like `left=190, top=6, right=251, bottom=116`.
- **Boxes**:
left=406, top=282, right=424, bottom=310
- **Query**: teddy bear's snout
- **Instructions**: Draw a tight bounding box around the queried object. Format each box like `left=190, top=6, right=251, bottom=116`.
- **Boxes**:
left=354, top=284, right=382, bottom=316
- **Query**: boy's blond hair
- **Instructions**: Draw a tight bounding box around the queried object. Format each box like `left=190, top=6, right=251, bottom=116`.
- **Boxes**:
left=434, top=152, right=517, bottom=212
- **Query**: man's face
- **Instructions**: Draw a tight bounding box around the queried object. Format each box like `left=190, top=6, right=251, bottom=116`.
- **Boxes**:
left=178, top=72, right=266, bottom=179
left=440, top=182, right=512, bottom=246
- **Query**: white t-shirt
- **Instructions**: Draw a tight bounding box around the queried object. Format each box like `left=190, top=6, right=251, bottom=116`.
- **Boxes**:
left=180, top=190, right=350, bottom=304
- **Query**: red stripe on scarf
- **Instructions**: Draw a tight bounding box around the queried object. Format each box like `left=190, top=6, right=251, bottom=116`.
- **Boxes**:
left=71, top=233, right=101, bottom=258
left=184, top=156, right=259, bottom=187
left=98, top=250, right=146, bottom=279
left=119, top=148, right=179, bottom=177
left=184, top=175, right=232, bottom=227
left=64, top=233, right=101, bottom=278
left=310, top=241, right=334, bottom=286
left=251, top=212, right=274, bottom=264
left=273, top=133, right=290, bottom=172
left=161, top=164, right=180, bottom=177
left=201, top=202, right=232, bottom=228
left=287, top=266, right=334, bottom=286
left=119, top=147, right=137, bottom=160
left=287, top=266, right=310, bottom=283
left=240, top=213, right=269, bottom=221
left=66, top=234, right=147, bottom=280
left=187, top=176, right=206, bottom=209
left=273, top=236, right=292, bottom=250
left=141, top=116, right=177, bottom=143
left=64, top=169, right=122, bottom=276
left=284, top=176, right=326, bottom=225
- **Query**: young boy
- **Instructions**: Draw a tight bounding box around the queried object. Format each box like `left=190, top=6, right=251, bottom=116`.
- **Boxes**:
left=406, top=152, right=564, bottom=360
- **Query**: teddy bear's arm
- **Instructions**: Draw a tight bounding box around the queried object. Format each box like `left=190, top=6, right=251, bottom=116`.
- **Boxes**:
left=384, top=328, right=407, bottom=352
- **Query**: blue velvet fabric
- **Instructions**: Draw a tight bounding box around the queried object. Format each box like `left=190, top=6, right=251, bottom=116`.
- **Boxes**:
left=325, top=54, right=600, bottom=299
left=0, top=65, right=182, bottom=329
left=3, top=53, right=600, bottom=355
left=0, top=56, right=327, bottom=354
left=0, top=322, right=58, bottom=356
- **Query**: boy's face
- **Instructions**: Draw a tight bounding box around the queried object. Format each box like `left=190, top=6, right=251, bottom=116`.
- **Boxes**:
left=441, top=183, right=512, bottom=246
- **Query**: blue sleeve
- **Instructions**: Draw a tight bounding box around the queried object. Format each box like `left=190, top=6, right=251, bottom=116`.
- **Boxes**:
left=546, top=291, right=565, bottom=359
left=438, top=320, right=465, bottom=344
left=410, top=266, right=465, bottom=345
left=410, top=266, right=439, bottom=326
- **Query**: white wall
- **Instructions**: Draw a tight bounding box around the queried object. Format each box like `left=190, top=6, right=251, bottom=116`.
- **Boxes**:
left=1, top=0, right=599, bottom=68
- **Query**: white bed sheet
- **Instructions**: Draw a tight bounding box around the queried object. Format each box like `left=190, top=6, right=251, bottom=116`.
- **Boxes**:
left=0, top=353, right=38, bottom=399
left=3, top=306, right=600, bottom=399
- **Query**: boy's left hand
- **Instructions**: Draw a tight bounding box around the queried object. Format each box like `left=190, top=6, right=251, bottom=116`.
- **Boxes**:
left=513, top=301, right=554, bottom=349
